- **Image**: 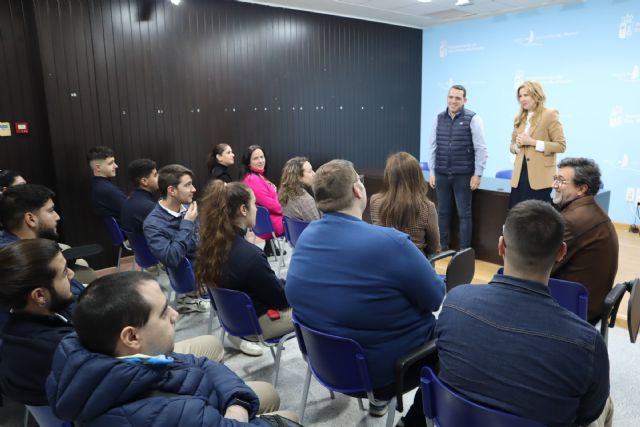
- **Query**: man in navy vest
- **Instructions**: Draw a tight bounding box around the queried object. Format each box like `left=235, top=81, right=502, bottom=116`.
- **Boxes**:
left=428, top=85, right=487, bottom=250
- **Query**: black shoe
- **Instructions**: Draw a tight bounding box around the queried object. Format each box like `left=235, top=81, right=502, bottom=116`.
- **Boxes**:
left=263, top=243, right=286, bottom=257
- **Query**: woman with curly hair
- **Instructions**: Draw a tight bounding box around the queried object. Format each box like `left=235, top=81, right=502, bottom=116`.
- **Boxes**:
left=195, top=180, right=293, bottom=341
left=278, top=157, right=320, bottom=221
left=370, top=152, right=440, bottom=256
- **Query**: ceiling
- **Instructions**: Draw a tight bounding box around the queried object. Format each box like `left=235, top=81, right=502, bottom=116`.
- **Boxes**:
left=237, top=0, right=582, bottom=29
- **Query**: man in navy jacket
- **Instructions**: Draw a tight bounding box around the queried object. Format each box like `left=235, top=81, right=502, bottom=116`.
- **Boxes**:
left=87, top=146, right=126, bottom=221
left=46, top=271, right=296, bottom=426
left=286, top=159, right=445, bottom=426
left=120, top=158, right=159, bottom=234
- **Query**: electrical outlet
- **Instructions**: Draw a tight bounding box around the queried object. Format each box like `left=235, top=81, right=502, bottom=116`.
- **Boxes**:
left=627, top=187, right=636, bottom=202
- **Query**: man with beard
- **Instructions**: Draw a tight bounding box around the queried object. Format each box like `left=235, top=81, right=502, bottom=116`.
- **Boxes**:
left=550, top=157, right=619, bottom=324
left=0, top=239, right=76, bottom=405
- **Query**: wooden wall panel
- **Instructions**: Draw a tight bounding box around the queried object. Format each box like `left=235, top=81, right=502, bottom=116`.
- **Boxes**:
left=17, top=0, right=422, bottom=267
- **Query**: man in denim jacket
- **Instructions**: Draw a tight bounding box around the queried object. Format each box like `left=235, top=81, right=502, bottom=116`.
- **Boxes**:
left=436, top=200, right=612, bottom=427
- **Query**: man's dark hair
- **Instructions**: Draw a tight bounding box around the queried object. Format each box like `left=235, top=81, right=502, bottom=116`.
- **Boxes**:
left=503, top=200, right=565, bottom=271
left=86, top=146, right=114, bottom=163
left=74, top=271, right=154, bottom=356
left=557, top=157, right=601, bottom=196
left=0, top=239, right=61, bottom=310
left=450, top=84, right=467, bottom=97
left=0, top=184, right=55, bottom=231
left=0, top=169, right=23, bottom=190
left=128, top=158, right=157, bottom=187
left=157, top=164, right=193, bottom=198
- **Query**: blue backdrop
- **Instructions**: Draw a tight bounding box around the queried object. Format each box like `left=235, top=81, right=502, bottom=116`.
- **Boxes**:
left=421, top=0, right=640, bottom=223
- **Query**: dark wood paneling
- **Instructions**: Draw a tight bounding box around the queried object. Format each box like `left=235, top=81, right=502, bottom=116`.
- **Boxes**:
left=12, top=0, right=422, bottom=267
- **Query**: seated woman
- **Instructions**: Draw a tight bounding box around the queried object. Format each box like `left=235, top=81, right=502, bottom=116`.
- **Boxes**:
left=207, top=143, right=235, bottom=183
left=278, top=157, right=320, bottom=222
left=241, top=145, right=284, bottom=255
left=196, top=181, right=293, bottom=341
left=370, top=152, right=441, bottom=256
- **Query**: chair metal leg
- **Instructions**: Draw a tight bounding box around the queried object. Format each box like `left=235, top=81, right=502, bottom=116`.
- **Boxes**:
left=330, top=390, right=335, bottom=399
left=207, top=306, right=215, bottom=335
left=268, top=345, right=277, bottom=361
left=299, top=364, right=312, bottom=423
left=23, top=407, right=29, bottom=427
left=385, top=397, right=397, bottom=427
left=426, top=418, right=435, bottom=427
left=116, top=246, right=122, bottom=270
left=358, top=398, right=365, bottom=411
left=273, top=341, right=285, bottom=385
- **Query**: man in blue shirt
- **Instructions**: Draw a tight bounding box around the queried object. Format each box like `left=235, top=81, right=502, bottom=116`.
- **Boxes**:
left=428, top=84, right=488, bottom=250
left=286, top=159, right=446, bottom=426
left=87, top=146, right=126, bottom=221
left=436, top=200, right=612, bottom=427
left=120, top=158, right=159, bottom=234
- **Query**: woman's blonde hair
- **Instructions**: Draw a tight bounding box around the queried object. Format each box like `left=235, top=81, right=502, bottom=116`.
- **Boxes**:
left=514, top=80, right=546, bottom=130
left=278, top=157, right=308, bottom=206
left=375, top=152, right=430, bottom=230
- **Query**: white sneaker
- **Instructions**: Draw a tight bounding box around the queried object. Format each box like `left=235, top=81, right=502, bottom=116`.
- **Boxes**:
left=227, top=335, right=264, bottom=356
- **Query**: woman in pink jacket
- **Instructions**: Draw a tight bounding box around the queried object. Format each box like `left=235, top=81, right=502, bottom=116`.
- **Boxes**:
left=242, top=145, right=284, bottom=254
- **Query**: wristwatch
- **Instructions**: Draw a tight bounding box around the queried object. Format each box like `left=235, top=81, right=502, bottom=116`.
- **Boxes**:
left=228, top=397, right=252, bottom=413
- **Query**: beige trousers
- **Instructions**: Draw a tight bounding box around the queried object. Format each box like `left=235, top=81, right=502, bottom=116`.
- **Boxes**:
left=257, top=307, right=294, bottom=340
left=585, top=396, right=614, bottom=427
left=174, top=335, right=225, bottom=362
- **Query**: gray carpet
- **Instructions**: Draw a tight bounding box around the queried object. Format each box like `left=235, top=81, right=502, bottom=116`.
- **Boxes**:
left=2, top=243, right=638, bottom=426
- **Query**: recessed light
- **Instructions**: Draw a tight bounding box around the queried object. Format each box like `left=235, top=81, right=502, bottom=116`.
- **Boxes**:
left=418, top=0, right=432, bottom=3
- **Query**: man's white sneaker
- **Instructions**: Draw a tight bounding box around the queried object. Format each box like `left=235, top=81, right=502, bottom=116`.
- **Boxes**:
left=227, top=335, right=264, bottom=356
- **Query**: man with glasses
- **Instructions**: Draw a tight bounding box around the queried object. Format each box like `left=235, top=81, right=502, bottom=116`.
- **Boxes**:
left=551, top=157, right=618, bottom=324
left=286, top=159, right=445, bottom=426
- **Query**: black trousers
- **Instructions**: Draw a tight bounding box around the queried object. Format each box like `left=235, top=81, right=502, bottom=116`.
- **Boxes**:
left=509, top=158, right=551, bottom=208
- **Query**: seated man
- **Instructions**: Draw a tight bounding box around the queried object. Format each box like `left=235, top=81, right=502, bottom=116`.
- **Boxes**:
left=436, top=200, right=612, bottom=427
left=551, top=157, right=619, bottom=323
left=87, top=146, right=126, bottom=221
left=46, top=271, right=297, bottom=426
left=0, top=240, right=223, bottom=406
left=0, top=169, right=26, bottom=193
left=120, top=158, right=159, bottom=234
left=286, top=159, right=445, bottom=426
left=0, top=183, right=96, bottom=284
left=143, top=164, right=261, bottom=356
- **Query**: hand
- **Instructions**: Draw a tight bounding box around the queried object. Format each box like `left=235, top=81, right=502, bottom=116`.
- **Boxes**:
left=470, top=175, right=481, bottom=190
left=429, top=175, right=436, bottom=189
left=184, top=201, right=198, bottom=222
left=224, top=405, right=249, bottom=422
left=515, top=133, right=535, bottom=147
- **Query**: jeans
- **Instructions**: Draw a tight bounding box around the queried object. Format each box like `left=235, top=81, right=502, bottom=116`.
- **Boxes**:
left=435, top=173, right=472, bottom=248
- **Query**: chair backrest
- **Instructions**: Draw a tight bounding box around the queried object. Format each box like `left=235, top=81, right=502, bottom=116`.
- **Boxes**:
left=209, top=288, right=263, bottom=337
left=102, top=217, right=125, bottom=247
left=253, top=206, right=275, bottom=236
left=166, top=258, right=197, bottom=293
left=495, top=170, right=513, bottom=180
left=548, top=277, right=588, bottom=321
left=292, top=315, right=374, bottom=394
left=445, top=248, right=475, bottom=291
left=124, top=231, right=158, bottom=269
left=283, top=216, right=310, bottom=248
left=420, top=367, right=545, bottom=427
left=25, top=405, right=72, bottom=427
left=420, top=161, right=430, bottom=172
left=628, top=278, right=640, bottom=343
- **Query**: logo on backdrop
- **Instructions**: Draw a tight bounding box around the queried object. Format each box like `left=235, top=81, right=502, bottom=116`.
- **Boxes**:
left=618, top=15, right=640, bottom=39
left=609, top=105, right=640, bottom=127
left=438, top=39, right=484, bottom=58
left=513, top=70, right=572, bottom=89
left=438, top=77, right=487, bottom=89
left=514, top=29, right=579, bottom=47
left=613, top=64, right=640, bottom=82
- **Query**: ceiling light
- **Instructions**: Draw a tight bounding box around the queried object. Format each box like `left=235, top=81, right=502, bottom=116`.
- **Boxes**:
left=455, top=0, right=473, bottom=5
left=170, top=0, right=181, bottom=5
left=417, top=0, right=432, bottom=3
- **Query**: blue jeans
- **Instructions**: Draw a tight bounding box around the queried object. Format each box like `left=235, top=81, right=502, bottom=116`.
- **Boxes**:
left=435, top=173, right=472, bottom=248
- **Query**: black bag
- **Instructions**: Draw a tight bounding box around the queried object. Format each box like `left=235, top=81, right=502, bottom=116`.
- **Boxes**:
left=260, top=414, right=304, bottom=427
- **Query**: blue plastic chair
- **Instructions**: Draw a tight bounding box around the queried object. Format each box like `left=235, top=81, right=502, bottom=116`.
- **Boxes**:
left=495, top=170, right=513, bottom=180
left=282, top=216, right=310, bottom=249
left=166, top=258, right=215, bottom=334
left=123, top=231, right=159, bottom=271
left=24, top=405, right=73, bottom=427
left=420, top=367, right=545, bottom=427
left=253, top=206, right=285, bottom=271
left=101, top=217, right=131, bottom=269
left=420, top=162, right=430, bottom=172
left=292, top=315, right=398, bottom=427
left=497, top=268, right=588, bottom=320
left=209, top=288, right=295, bottom=385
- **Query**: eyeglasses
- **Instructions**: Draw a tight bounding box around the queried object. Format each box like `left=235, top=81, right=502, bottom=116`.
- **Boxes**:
left=552, top=176, right=571, bottom=185
left=355, top=173, right=365, bottom=184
